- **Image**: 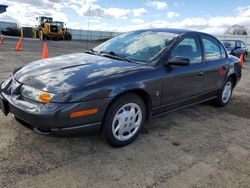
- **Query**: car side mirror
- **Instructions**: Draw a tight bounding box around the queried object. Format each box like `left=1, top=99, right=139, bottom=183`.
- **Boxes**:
left=167, top=56, right=190, bottom=66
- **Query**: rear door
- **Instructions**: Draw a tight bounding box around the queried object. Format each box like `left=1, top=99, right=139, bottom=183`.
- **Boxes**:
left=234, top=41, right=243, bottom=58
left=199, top=34, right=229, bottom=92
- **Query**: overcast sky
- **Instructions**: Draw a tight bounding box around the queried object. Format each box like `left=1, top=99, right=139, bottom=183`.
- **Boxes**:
left=0, top=0, right=250, bottom=34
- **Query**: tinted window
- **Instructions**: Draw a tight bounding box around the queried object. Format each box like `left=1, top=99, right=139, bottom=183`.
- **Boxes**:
left=222, top=41, right=235, bottom=48
left=236, top=41, right=241, bottom=48
left=171, top=37, right=202, bottom=64
left=241, top=42, right=246, bottom=48
left=220, top=43, right=227, bottom=59
left=94, top=31, right=179, bottom=62
left=202, top=36, right=221, bottom=61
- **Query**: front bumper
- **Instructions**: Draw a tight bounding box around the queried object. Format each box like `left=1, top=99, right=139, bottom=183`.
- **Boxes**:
left=0, top=86, right=111, bottom=135
left=15, top=117, right=102, bottom=135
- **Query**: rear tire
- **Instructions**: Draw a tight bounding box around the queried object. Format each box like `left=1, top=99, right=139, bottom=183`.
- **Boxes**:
left=102, top=93, right=146, bottom=147
left=66, top=33, right=72, bottom=40
left=243, top=53, right=247, bottom=62
left=215, top=78, right=233, bottom=107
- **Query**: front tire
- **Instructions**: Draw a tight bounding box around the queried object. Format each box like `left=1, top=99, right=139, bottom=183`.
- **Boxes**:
left=102, top=93, right=146, bottom=147
left=215, top=78, right=233, bottom=106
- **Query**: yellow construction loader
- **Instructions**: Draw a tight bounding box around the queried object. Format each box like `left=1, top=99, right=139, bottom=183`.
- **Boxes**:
left=33, top=16, right=72, bottom=40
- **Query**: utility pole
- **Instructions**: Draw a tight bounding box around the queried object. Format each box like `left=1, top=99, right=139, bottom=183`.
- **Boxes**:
left=87, top=4, right=91, bottom=50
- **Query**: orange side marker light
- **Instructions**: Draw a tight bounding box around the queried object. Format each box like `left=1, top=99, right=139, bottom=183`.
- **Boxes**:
left=70, top=108, right=99, bottom=118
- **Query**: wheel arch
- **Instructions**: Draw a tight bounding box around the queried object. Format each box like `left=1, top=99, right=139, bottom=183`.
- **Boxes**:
left=101, top=89, right=153, bottom=131
left=228, top=73, right=237, bottom=88
left=112, top=89, right=152, bottom=119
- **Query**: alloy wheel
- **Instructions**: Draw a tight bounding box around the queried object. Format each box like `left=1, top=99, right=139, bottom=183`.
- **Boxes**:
left=222, top=81, right=232, bottom=103
left=112, top=103, right=142, bottom=141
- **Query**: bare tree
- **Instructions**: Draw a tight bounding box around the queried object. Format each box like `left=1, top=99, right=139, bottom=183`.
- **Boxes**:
left=225, top=25, right=248, bottom=35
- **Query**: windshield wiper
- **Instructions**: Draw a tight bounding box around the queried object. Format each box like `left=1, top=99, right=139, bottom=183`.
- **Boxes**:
left=100, top=51, right=134, bottom=63
left=84, top=49, right=99, bottom=55
left=85, top=50, right=134, bottom=63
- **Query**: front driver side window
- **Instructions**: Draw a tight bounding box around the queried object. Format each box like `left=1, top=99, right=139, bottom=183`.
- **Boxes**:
left=171, top=37, right=202, bottom=64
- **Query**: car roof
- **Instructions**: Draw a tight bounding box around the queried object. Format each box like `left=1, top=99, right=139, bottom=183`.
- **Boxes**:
left=132, top=28, right=204, bottom=35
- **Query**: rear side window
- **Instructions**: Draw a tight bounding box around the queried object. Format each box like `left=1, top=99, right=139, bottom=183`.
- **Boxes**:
left=171, top=37, right=202, bottom=64
left=201, top=36, right=221, bottom=61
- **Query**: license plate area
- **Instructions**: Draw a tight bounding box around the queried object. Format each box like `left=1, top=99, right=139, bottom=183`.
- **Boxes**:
left=0, top=98, right=9, bottom=116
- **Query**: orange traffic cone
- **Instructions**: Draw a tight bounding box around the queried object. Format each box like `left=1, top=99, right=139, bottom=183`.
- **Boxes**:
left=42, top=42, right=49, bottom=58
left=240, top=54, right=245, bottom=69
left=0, top=37, right=4, bottom=45
left=15, top=38, right=23, bottom=51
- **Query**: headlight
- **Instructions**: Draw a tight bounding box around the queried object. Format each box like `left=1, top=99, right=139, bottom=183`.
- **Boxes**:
left=21, top=85, right=55, bottom=104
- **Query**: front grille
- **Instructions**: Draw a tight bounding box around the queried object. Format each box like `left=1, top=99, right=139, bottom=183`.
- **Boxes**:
left=2, top=77, right=21, bottom=95
left=1, top=77, right=12, bottom=95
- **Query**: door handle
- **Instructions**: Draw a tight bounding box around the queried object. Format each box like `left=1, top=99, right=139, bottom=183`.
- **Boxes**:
left=197, top=72, right=204, bottom=76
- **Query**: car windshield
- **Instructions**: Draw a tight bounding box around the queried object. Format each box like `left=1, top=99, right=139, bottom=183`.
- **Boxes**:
left=93, top=31, right=179, bottom=62
left=222, top=41, right=235, bottom=49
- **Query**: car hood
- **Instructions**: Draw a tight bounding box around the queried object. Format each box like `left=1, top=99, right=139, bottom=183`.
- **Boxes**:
left=225, top=47, right=233, bottom=51
left=14, top=53, right=151, bottom=93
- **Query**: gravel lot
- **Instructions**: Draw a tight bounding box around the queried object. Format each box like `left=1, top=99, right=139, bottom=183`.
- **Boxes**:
left=0, top=37, right=250, bottom=188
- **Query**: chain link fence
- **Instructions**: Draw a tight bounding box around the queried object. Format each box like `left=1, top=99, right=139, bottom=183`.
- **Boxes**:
left=69, top=29, right=250, bottom=50
left=69, top=29, right=120, bottom=41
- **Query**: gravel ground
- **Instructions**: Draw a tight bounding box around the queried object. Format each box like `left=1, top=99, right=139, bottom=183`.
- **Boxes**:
left=0, top=37, right=250, bottom=188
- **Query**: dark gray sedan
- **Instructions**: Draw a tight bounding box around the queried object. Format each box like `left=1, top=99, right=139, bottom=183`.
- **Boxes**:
left=0, top=29, right=241, bottom=147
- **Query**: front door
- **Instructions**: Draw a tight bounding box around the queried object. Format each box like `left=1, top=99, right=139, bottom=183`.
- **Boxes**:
left=161, top=34, right=208, bottom=108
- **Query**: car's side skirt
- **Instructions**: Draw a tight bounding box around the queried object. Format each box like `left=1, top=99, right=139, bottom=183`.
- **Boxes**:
left=152, top=96, right=217, bottom=118
left=152, top=90, right=218, bottom=117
